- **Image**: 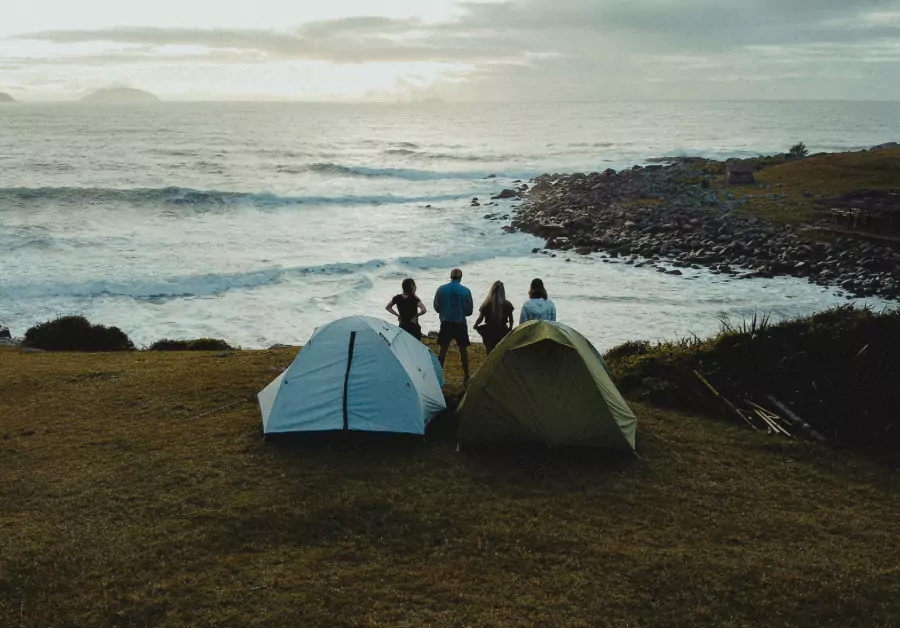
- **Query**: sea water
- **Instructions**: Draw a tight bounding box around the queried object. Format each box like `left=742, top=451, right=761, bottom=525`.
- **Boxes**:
left=1, top=101, right=897, bottom=349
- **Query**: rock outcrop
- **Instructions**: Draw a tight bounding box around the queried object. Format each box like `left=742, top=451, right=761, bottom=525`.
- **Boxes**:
left=506, top=162, right=900, bottom=299
left=0, top=92, right=16, bottom=103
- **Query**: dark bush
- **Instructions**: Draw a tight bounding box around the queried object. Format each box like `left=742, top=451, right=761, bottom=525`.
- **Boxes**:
left=24, top=316, right=135, bottom=352
left=604, top=340, right=652, bottom=362
left=789, top=141, right=809, bottom=159
left=148, top=338, right=233, bottom=351
left=186, top=338, right=233, bottom=351
left=604, top=306, right=900, bottom=450
left=148, top=339, right=190, bottom=351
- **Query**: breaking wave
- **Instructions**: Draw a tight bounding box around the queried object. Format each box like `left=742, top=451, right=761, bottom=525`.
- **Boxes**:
left=0, top=186, right=469, bottom=208
left=304, top=163, right=494, bottom=180
left=381, top=149, right=517, bottom=162
left=0, top=248, right=529, bottom=301
left=271, top=162, right=534, bottom=180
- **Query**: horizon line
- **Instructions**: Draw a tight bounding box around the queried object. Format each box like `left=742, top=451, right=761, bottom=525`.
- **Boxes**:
left=4, top=97, right=900, bottom=105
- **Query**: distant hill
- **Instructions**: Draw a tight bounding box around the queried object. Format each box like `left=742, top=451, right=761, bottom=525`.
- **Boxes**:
left=0, top=92, right=16, bottom=103
left=81, top=88, right=160, bottom=103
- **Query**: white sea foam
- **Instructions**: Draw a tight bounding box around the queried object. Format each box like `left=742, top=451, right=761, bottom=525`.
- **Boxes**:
left=1, top=101, right=898, bottom=348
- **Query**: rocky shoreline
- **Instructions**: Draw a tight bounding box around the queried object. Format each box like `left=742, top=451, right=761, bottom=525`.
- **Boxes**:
left=503, top=159, right=900, bottom=300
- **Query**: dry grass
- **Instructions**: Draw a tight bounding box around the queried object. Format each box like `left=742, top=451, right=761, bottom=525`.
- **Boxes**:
left=3, top=345, right=900, bottom=626
left=714, top=148, right=900, bottom=226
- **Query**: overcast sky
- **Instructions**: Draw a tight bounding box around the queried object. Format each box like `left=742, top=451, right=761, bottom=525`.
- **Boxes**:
left=3, top=0, right=900, bottom=101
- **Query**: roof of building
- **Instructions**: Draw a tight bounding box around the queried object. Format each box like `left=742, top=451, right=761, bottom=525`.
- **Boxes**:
left=726, top=161, right=758, bottom=173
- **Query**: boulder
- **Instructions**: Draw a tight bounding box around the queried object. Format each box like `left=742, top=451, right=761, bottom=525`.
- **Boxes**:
left=573, top=216, right=594, bottom=230
left=492, top=189, right=519, bottom=200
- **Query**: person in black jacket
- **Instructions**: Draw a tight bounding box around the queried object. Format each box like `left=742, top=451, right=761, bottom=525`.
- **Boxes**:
left=386, top=278, right=427, bottom=340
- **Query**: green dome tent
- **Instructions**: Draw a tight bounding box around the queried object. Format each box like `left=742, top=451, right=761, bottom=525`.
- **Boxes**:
left=457, top=321, right=636, bottom=450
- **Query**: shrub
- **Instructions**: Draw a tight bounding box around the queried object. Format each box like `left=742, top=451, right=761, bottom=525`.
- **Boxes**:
left=148, top=338, right=233, bottom=351
left=604, top=340, right=652, bottom=362
left=24, top=316, right=135, bottom=352
left=148, top=339, right=190, bottom=351
left=789, top=142, right=809, bottom=159
left=186, top=338, right=233, bottom=351
left=604, top=306, right=900, bottom=450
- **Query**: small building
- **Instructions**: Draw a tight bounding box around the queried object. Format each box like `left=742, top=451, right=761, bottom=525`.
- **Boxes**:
left=726, top=161, right=757, bottom=185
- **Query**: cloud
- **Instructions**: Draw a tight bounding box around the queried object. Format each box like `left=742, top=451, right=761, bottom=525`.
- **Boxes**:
left=6, top=47, right=264, bottom=67
left=8, top=0, right=900, bottom=99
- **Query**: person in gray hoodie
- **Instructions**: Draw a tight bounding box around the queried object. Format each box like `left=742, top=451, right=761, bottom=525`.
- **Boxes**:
left=519, top=278, right=556, bottom=324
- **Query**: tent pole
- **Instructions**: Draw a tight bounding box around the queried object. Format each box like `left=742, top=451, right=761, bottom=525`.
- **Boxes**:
left=342, top=331, right=357, bottom=431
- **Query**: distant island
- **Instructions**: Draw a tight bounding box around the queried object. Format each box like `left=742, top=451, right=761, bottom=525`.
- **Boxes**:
left=0, top=92, right=16, bottom=103
left=81, top=88, right=160, bottom=103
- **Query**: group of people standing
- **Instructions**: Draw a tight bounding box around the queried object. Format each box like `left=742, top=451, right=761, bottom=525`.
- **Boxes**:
left=386, top=268, right=557, bottom=383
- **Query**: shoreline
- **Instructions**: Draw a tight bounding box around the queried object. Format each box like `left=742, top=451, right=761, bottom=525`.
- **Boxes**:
left=4, top=146, right=898, bottom=347
left=503, top=148, right=900, bottom=300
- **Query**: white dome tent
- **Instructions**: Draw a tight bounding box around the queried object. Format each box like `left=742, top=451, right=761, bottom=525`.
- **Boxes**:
left=258, top=316, right=446, bottom=435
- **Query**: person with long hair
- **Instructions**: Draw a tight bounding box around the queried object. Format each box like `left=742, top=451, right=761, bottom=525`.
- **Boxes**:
left=519, top=278, right=556, bottom=324
left=474, top=280, right=515, bottom=354
left=386, top=277, right=427, bottom=340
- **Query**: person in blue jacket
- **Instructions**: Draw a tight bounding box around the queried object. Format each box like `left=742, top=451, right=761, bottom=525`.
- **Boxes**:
left=433, top=268, right=474, bottom=384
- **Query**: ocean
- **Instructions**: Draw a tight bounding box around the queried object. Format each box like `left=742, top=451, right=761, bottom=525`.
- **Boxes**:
left=1, top=101, right=898, bottom=349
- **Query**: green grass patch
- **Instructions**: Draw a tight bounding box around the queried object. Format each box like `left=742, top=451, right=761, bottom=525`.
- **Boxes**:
left=2, top=341, right=900, bottom=625
left=713, top=148, right=900, bottom=227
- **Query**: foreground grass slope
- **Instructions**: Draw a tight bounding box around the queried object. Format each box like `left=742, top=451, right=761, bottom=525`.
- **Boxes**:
left=2, top=346, right=900, bottom=626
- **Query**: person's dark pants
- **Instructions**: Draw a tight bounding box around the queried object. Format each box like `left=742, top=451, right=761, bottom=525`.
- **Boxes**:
left=437, top=322, right=470, bottom=349
left=482, top=327, right=509, bottom=355
left=399, top=320, right=423, bottom=340
left=437, top=321, right=470, bottom=382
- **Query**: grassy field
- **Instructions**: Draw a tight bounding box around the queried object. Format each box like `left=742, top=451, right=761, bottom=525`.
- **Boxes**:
left=3, top=345, right=900, bottom=626
left=713, top=147, right=900, bottom=226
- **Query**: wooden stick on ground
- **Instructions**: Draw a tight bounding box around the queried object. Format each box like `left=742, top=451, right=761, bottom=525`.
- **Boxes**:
left=695, top=371, right=760, bottom=431
left=754, top=409, right=778, bottom=434
left=747, top=401, right=793, bottom=437
left=767, top=396, right=827, bottom=444
left=753, top=408, right=792, bottom=437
